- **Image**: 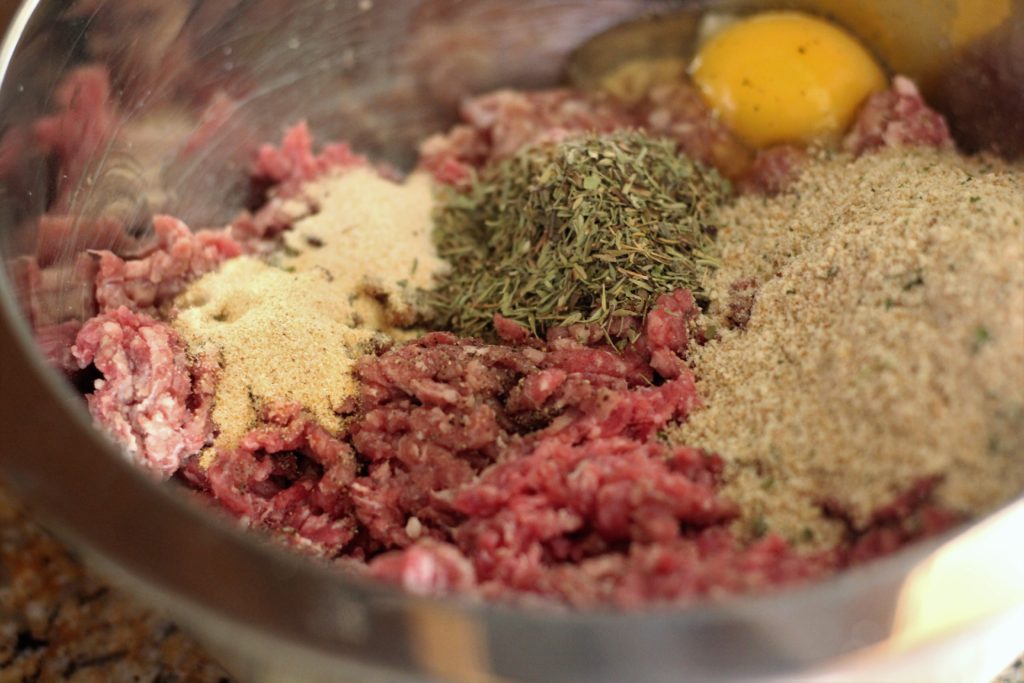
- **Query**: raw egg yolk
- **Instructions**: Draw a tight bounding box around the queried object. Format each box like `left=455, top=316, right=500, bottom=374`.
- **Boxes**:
left=690, top=11, right=886, bottom=148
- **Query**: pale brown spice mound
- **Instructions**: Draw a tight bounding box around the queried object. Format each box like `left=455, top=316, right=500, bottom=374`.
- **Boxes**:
left=674, top=148, right=1024, bottom=548
left=173, top=168, right=447, bottom=456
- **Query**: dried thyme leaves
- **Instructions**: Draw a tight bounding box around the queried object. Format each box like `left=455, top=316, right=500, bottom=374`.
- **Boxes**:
left=427, top=131, right=730, bottom=338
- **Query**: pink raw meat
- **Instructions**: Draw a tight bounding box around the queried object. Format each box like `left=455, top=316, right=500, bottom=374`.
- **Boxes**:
left=418, top=89, right=636, bottom=186
left=844, top=76, right=954, bottom=155
left=205, top=403, right=359, bottom=556
left=93, top=215, right=242, bottom=314
left=72, top=307, right=215, bottom=477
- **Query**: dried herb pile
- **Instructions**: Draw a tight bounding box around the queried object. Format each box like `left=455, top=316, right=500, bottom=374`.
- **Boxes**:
left=428, top=131, right=730, bottom=338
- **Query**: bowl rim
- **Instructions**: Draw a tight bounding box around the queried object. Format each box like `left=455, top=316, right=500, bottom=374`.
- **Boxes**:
left=0, top=2, right=1014, bottom=681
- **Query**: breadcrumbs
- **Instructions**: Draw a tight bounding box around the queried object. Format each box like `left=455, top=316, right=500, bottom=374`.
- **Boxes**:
left=674, top=148, right=1024, bottom=547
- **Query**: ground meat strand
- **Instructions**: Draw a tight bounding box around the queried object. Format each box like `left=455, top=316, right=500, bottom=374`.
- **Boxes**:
left=232, top=123, right=370, bottom=244
left=843, top=76, right=954, bottom=155
left=71, top=307, right=214, bottom=477
left=200, top=290, right=798, bottom=607
left=205, top=404, right=360, bottom=556
left=93, top=215, right=242, bottom=314
left=253, top=121, right=366, bottom=195
left=453, top=435, right=736, bottom=581
left=418, top=89, right=636, bottom=186
left=635, top=81, right=752, bottom=179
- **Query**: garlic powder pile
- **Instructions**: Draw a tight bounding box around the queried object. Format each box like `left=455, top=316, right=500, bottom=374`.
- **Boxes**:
left=173, top=168, right=447, bottom=455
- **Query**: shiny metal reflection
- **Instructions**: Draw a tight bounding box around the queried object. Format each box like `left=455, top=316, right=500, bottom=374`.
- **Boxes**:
left=0, top=1, right=1020, bottom=682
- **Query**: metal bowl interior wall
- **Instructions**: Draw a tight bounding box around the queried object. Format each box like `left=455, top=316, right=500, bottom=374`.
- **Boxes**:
left=0, top=1, right=1020, bottom=682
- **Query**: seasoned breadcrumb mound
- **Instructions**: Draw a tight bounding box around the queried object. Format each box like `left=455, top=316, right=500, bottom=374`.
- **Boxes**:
left=675, top=148, right=1024, bottom=547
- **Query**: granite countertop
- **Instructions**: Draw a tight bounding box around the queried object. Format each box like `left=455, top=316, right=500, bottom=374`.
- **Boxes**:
left=0, top=485, right=232, bottom=682
left=0, top=481, right=1021, bottom=683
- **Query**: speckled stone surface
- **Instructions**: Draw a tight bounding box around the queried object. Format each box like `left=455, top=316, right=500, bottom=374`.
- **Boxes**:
left=0, top=485, right=233, bottom=683
left=0, top=482, right=1021, bottom=683
left=998, top=658, right=1024, bottom=683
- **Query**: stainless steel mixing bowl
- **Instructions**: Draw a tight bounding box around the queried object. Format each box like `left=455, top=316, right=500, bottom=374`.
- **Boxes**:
left=0, top=1, right=1022, bottom=681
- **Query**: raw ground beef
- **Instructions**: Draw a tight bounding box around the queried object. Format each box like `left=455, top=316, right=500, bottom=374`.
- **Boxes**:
left=253, top=121, right=367, bottom=192
left=10, top=251, right=97, bottom=328
left=18, top=122, right=366, bottom=479
left=418, top=89, right=636, bottom=187
left=422, top=76, right=954, bottom=197
left=201, top=291, right=840, bottom=606
left=232, top=122, right=369, bottom=243
left=200, top=403, right=359, bottom=556
left=93, top=215, right=242, bottom=315
left=737, top=146, right=809, bottom=196
left=12, top=212, right=241, bottom=371
left=843, top=76, right=954, bottom=155
left=10, top=253, right=97, bottom=373
left=826, top=477, right=962, bottom=566
left=418, top=82, right=751, bottom=187
left=34, top=320, right=83, bottom=375
left=26, top=66, right=968, bottom=608
left=10, top=66, right=253, bottom=366
left=635, top=81, right=752, bottom=179
left=71, top=307, right=215, bottom=477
